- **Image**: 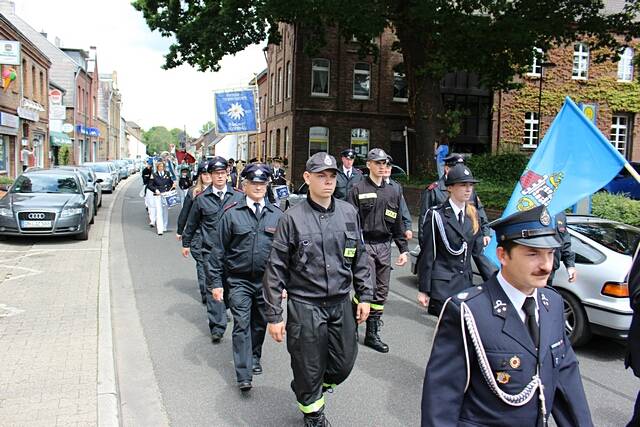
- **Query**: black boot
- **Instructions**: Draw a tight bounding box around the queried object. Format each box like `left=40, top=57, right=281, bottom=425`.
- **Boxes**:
left=364, top=318, right=389, bottom=353
left=303, top=411, right=329, bottom=427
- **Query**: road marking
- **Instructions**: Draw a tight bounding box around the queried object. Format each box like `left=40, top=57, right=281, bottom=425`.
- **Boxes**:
left=0, top=264, right=43, bottom=282
left=0, top=303, right=25, bottom=318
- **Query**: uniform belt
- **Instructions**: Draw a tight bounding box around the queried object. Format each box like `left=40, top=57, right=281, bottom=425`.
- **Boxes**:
left=232, top=271, right=264, bottom=281
left=289, top=293, right=349, bottom=308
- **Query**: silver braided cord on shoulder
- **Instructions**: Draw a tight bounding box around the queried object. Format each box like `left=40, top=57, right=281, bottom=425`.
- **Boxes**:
left=460, top=301, right=544, bottom=408
left=431, top=209, right=468, bottom=260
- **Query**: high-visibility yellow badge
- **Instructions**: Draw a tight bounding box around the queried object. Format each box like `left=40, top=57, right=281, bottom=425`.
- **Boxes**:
left=344, top=247, right=356, bottom=257
left=385, top=209, right=397, bottom=219
left=358, top=193, right=377, bottom=200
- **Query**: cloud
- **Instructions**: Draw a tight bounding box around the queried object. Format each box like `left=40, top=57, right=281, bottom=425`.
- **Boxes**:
left=14, top=0, right=266, bottom=135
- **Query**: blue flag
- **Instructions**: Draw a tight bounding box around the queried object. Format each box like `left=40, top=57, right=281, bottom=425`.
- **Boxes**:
left=214, top=89, right=258, bottom=134
left=485, top=96, right=627, bottom=266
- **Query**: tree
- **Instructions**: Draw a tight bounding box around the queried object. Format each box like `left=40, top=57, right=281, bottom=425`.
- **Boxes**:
left=200, top=121, right=215, bottom=135
left=133, top=0, right=640, bottom=174
left=143, top=126, right=175, bottom=155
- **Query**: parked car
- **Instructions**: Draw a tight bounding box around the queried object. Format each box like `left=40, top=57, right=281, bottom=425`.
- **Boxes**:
left=601, top=161, right=640, bottom=200
left=125, top=159, right=137, bottom=175
left=113, top=160, right=129, bottom=180
left=85, top=162, right=117, bottom=192
left=409, top=214, right=639, bottom=347
left=0, top=169, right=95, bottom=240
left=56, top=166, right=102, bottom=213
left=286, top=183, right=308, bottom=210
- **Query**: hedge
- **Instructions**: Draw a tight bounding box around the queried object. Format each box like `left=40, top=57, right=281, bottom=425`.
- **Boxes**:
left=591, top=192, right=640, bottom=227
left=466, top=153, right=529, bottom=183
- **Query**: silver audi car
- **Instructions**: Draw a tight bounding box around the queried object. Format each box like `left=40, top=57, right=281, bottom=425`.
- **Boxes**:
left=0, top=169, right=95, bottom=240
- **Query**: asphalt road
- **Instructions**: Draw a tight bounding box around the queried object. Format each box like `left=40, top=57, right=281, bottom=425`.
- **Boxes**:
left=115, top=177, right=638, bottom=426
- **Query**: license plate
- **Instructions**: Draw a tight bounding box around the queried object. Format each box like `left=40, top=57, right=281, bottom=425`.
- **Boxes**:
left=21, top=220, right=52, bottom=228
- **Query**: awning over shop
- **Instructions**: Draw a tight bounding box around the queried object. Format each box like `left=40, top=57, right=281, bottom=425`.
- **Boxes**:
left=50, top=131, right=72, bottom=146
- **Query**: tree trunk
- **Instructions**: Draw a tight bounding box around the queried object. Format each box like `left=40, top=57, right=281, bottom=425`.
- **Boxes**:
left=396, top=30, right=443, bottom=177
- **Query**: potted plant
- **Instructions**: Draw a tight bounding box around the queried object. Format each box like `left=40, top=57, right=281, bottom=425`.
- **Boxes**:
left=0, top=176, right=14, bottom=192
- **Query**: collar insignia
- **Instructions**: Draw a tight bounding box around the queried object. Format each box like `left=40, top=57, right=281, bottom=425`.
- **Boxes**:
left=493, top=299, right=507, bottom=315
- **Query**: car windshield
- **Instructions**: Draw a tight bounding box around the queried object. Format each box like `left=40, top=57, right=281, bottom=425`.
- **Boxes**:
left=569, top=221, right=640, bottom=256
left=12, top=174, right=79, bottom=194
left=91, top=163, right=110, bottom=173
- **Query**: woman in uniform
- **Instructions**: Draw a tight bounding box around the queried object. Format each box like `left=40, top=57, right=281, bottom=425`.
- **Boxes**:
left=147, top=160, right=175, bottom=235
left=177, top=162, right=210, bottom=304
left=417, top=163, right=495, bottom=316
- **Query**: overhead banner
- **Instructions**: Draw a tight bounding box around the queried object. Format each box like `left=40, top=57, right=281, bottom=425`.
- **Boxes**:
left=213, top=88, right=258, bottom=134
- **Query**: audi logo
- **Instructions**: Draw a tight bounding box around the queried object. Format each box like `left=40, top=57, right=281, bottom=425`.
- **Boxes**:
left=27, top=213, right=46, bottom=220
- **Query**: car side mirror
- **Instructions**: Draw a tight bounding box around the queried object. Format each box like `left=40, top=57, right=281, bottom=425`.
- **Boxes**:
left=96, top=178, right=103, bottom=183
left=84, top=188, right=94, bottom=193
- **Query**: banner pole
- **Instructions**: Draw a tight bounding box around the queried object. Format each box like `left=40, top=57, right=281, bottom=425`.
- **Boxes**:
left=624, top=162, right=640, bottom=184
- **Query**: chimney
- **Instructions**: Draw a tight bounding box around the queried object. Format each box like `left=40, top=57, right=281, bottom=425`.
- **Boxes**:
left=54, top=37, right=61, bottom=48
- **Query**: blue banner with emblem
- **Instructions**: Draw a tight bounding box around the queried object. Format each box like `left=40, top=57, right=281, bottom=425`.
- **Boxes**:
left=485, top=96, right=627, bottom=265
left=214, top=89, right=258, bottom=134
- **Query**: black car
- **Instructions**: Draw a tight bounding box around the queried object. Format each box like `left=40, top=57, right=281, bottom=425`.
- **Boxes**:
left=56, top=166, right=103, bottom=214
left=0, top=169, right=95, bottom=240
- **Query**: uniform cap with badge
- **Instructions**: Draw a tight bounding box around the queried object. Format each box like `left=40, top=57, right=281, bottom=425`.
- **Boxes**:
left=340, top=148, right=357, bottom=159
left=490, top=204, right=561, bottom=249
left=306, top=152, right=338, bottom=173
left=444, top=163, right=480, bottom=186
left=196, top=161, right=208, bottom=176
left=207, top=156, right=228, bottom=172
left=241, top=163, right=272, bottom=183
left=443, top=153, right=466, bottom=166
left=367, top=148, right=391, bottom=163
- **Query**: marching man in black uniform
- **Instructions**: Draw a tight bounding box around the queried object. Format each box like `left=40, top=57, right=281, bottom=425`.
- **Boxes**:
left=181, top=156, right=242, bottom=343
left=417, top=164, right=496, bottom=316
left=625, top=245, right=640, bottom=427
left=210, top=163, right=283, bottom=392
left=263, top=152, right=373, bottom=427
left=421, top=205, right=593, bottom=427
left=334, top=148, right=363, bottom=200
left=348, top=148, right=408, bottom=353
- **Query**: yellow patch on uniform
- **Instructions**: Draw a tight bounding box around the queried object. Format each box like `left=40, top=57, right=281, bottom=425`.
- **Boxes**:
left=496, top=372, right=511, bottom=384
left=385, top=209, right=397, bottom=219
left=344, top=247, right=356, bottom=257
left=358, top=193, right=377, bottom=200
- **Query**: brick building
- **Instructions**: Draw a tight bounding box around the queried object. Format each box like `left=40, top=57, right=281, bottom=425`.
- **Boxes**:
left=493, top=39, right=640, bottom=162
left=0, top=12, right=50, bottom=177
left=248, top=68, right=267, bottom=161
left=263, top=24, right=493, bottom=184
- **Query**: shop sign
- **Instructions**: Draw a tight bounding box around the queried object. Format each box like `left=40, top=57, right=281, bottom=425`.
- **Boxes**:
left=75, top=124, right=100, bottom=137
left=49, top=89, right=63, bottom=105
left=49, top=105, right=65, bottom=120
left=62, top=123, right=74, bottom=133
left=17, top=106, right=39, bottom=122
left=0, top=41, right=20, bottom=66
left=0, top=112, right=19, bottom=128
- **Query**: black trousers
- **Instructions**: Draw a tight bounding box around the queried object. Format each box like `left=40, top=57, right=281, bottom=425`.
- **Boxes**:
left=201, top=247, right=227, bottom=336
left=189, top=232, right=207, bottom=299
left=628, top=390, right=640, bottom=427
left=287, top=296, right=358, bottom=415
left=364, top=241, right=392, bottom=317
left=227, top=276, right=267, bottom=383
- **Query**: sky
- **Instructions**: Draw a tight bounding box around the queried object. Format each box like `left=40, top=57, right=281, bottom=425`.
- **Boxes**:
left=13, top=0, right=266, bottom=136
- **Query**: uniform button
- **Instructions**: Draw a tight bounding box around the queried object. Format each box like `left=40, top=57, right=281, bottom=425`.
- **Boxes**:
left=326, top=264, right=330, bottom=268
left=460, top=259, right=464, bottom=263
left=460, top=270, right=464, bottom=274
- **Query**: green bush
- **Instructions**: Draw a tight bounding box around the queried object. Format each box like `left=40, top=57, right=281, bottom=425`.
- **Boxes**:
left=466, top=153, right=529, bottom=183
left=0, top=176, right=14, bottom=185
left=475, top=180, right=514, bottom=210
left=592, top=192, right=640, bottom=226
left=59, top=146, right=71, bottom=165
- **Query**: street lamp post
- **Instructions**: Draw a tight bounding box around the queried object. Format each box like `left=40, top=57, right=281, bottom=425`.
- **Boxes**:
left=537, top=61, right=557, bottom=144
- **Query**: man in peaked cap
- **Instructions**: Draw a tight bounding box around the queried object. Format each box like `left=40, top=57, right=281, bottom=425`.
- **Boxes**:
left=348, top=148, right=408, bottom=353
left=264, top=152, right=373, bottom=426
left=334, top=148, right=363, bottom=200
left=421, top=205, right=592, bottom=426
left=209, top=162, right=283, bottom=392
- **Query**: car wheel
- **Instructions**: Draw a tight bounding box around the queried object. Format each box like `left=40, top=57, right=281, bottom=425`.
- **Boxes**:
left=75, top=218, right=89, bottom=241
left=89, top=211, right=95, bottom=224
left=98, top=196, right=102, bottom=207
left=557, top=289, right=591, bottom=347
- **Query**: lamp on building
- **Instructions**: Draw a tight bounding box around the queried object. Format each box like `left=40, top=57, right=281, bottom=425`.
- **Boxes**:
left=537, top=61, right=557, bottom=144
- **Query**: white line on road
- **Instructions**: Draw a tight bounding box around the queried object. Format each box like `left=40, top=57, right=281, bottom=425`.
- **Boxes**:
left=0, top=303, right=25, bottom=318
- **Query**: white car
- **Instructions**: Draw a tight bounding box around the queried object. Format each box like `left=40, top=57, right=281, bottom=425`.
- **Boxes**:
left=409, top=214, right=639, bottom=347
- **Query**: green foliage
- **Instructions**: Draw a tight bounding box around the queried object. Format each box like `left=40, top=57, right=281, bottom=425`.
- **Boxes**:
left=475, top=180, right=515, bottom=210
left=142, top=126, right=184, bottom=155
left=59, top=146, right=70, bottom=166
left=592, top=191, right=640, bottom=226
left=0, top=176, right=14, bottom=185
left=200, top=121, right=215, bottom=135
left=466, top=153, right=530, bottom=183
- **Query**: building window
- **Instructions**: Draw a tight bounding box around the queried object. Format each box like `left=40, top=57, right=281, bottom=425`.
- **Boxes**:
left=350, top=128, right=369, bottom=158
left=311, top=59, right=330, bottom=96
left=31, top=66, right=36, bottom=100
left=275, top=129, right=281, bottom=157
left=393, top=65, right=408, bottom=102
left=286, top=61, right=292, bottom=98
left=284, top=127, right=289, bottom=158
left=572, top=42, right=589, bottom=79
left=353, top=62, right=370, bottom=99
left=22, top=60, right=27, bottom=96
left=529, top=48, right=543, bottom=76
left=276, top=67, right=282, bottom=103
left=270, top=74, right=275, bottom=106
left=0, top=135, right=8, bottom=172
left=610, top=114, right=631, bottom=157
left=309, top=126, right=329, bottom=156
left=523, top=112, right=539, bottom=148
left=617, top=47, right=634, bottom=82
left=269, top=130, right=274, bottom=156
left=39, top=72, right=44, bottom=104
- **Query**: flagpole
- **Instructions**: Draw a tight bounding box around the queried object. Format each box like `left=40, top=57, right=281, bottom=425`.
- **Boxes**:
left=624, top=162, right=640, bottom=184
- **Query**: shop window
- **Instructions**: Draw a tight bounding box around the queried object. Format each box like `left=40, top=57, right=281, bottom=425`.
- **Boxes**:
left=0, top=136, right=7, bottom=172
left=309, top=126, right=329, bottom=156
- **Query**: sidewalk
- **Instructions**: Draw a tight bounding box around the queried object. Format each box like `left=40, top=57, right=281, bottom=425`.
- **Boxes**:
left=0, top=183, right=126, bottom=426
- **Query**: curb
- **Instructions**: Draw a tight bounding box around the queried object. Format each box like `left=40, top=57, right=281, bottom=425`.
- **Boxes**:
left=97, top=179, right=134, bottom=427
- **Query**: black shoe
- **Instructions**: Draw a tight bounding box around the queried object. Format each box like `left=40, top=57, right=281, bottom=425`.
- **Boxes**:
left=238, top=381, right=252, bottom=392
left=364, top=318, right=389, bottom=353
left=211, top=333, right=223, bottom=343
left=252, top=361, right=262, bottom=375
left=201, top=295, right=207, bottom=304
left=303, top=412, right=328, bottom=427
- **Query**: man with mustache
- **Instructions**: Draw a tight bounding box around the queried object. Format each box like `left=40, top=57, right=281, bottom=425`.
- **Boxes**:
left=421, top=205, right=592, bottom=426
